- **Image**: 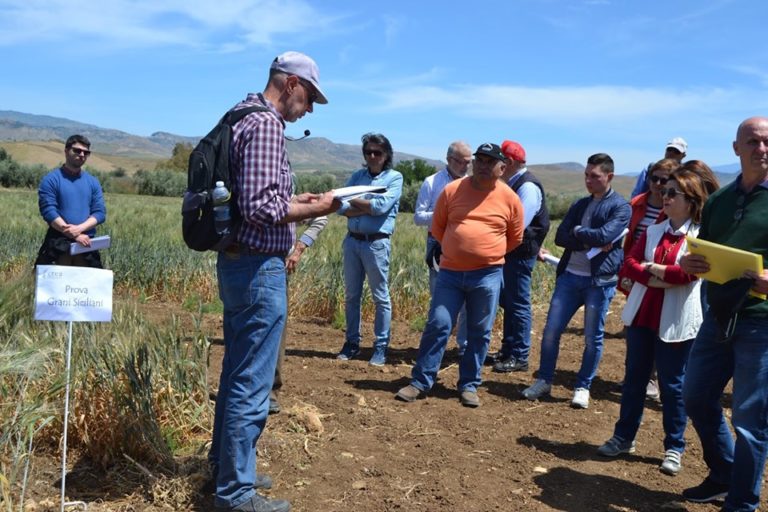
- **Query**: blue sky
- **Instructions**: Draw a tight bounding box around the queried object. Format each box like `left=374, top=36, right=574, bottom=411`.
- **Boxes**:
left=2, top=0, right=767, bottom=172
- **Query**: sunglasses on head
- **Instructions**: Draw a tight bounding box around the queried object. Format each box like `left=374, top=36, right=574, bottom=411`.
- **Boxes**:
left=70, top=147, right=91, bottom=156
left=364, top=149, right=384, bottom=158
left=662, top=187, right=685, bottom=199
left=649, top=175, right=668, bottom=185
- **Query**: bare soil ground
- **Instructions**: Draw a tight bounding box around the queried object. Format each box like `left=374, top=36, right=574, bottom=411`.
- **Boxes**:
left=19, top=296, right=756, bottom=511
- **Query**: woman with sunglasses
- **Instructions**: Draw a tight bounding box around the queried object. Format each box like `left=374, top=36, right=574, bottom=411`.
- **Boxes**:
left=618, top=158, right=680, bottom=295
left=598, top=168, right=711, bottom=476
left=617, top=158, right=680, bottom=401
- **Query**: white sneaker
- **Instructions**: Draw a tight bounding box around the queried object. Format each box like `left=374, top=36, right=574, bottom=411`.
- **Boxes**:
left=522, top=379, right=551, bottom=400
left=571, top=387, right=590, bottom=409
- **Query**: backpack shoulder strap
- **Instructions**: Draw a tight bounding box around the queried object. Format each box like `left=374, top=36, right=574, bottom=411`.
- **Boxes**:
left=222, top=105, right=269, bottom=127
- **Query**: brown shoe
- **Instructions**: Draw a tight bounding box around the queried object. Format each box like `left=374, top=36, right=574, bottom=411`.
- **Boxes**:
left=395, top=384, right=424, bottom=402
left=459, top=390, right=480, bottom=408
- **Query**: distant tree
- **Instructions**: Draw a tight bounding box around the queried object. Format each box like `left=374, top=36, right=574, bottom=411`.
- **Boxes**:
left=398, top=182, right=421, bottom=214
left=395, top=159, right=436, bottom=186
left=154, top=143, right=193, bottom=172
left=295, top=173, right=336, bottom=194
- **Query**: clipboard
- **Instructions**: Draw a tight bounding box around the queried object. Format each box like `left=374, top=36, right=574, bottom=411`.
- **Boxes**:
left=685, top=236, right=765, bottom=299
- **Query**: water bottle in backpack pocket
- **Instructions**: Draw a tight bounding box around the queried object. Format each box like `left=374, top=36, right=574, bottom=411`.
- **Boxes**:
left=212, top=181, right=231, bottom=235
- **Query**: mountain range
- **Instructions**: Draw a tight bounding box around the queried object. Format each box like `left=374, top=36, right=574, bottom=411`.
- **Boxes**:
left=0, top=110, right=740, bottom=197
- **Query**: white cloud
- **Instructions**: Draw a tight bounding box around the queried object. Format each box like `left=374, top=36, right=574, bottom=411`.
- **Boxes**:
left=729, top=65, right=768, bottom=87
left=375, top=83, right=737, bottom=126
left=0, top=0, right=333, bottom=50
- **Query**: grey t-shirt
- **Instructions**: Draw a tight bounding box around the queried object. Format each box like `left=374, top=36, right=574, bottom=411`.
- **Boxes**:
left=566, top=197, right=601, bottom=276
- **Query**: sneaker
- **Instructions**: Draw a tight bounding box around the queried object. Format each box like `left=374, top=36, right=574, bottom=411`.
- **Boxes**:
left=204, top=469, right=273, bottom=494
left=369, top=346, right=386, bottom=366
left=597, top=435, right=636, bottom=457
left=682, top=477, right=729, bottom=503
left=493, top=356, right=529, bottom=373
left=522, top=379, right=551, bottom=400
left=227, top=493, right=290, bottom=512
left=459, top=389, right=480, bottom=408
left=336, top=343, right=360, bottom=361
left=268, top=392, right=280, bottom=415
left=646, top=379, right=661, bottom=401
left=659, top=450, right=682, bottom=476
left=395, top=384, right=424, bottom=403
left=571, top=387, right=590, bottom=409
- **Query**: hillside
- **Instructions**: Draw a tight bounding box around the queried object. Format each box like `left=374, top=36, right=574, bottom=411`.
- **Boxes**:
left=1, top=110, right=650, bottom=197
left=0, top=110, right=443, bottom=173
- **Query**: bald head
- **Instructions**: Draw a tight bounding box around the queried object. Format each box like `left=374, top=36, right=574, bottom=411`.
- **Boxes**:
left=733, top=116, right=768, bottom=188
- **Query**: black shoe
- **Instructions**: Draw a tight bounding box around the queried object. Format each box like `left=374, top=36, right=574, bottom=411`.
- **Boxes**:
left=492, top=356, right=528, bottom=373
left=682, top=477, right=729, bottom=503
left=484, top=351, right=503, bottom=366
left=268, top=394, right=281, bottom=415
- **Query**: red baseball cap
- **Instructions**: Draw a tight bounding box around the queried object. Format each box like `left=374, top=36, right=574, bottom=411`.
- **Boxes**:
left=501, top=140, right=526, bottom=163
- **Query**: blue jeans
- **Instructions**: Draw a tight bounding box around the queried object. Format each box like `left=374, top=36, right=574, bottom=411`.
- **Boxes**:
left=684, top=314, right=768, bottom=512
left=614, top=327, right=692, bottom=452
left=343, top=236, right=392, bottom=349
left=210, top=252, right=287, bottom=509
left=537, top=271, right=616, bottom=389
left=427, top=236, right=467, bottom=350
left=411, top=266, right=502, bottom=393
left=500, top=255, right=537, bottom=362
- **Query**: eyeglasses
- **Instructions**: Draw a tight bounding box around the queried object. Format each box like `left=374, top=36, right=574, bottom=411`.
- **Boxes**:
left=70, top=147, right=91, bottom=156
left=649, top=175, right=668, bottom=185
left=364, top=150, right=384, bottom=158
left=661, top=187, right=686, bottom=199
left=448, top=156, right=471, bottom=166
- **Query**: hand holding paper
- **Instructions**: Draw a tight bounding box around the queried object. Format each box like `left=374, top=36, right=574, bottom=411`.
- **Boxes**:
left=334, top=185, right=386, bottom=201
left=586, top=228, right=629, bottom=259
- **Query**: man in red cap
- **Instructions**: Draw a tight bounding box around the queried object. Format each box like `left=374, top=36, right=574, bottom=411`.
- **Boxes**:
left=486, top=140, right=550, bottom=374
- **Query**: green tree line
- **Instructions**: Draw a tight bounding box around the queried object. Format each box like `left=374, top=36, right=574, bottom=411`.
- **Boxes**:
left=0, top=144, right=577, bottom=218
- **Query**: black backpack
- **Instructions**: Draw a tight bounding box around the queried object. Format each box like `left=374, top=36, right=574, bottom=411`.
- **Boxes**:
left=181, top=106, right=267, bottom=251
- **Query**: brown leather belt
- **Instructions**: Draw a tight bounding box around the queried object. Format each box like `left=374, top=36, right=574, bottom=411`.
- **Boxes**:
left=348, top=231, right=390, bottom=242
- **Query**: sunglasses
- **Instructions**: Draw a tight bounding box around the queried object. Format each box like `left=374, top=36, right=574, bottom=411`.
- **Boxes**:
left=661, top=187, right=686, bottom=199
left=734, top=193, right=746, bottom=221
left=298, top=79, right=318, bottom=105
left=364, top=150, right=384, bottom=158
left=70, top=147, right=91, bottom=156
left=649, top=175, right=668, bottom=185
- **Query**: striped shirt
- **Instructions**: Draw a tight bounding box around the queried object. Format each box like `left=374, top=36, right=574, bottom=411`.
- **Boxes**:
left=632, top=203, right=663, bottom=242
left=229, top=93, right=295, bottom=253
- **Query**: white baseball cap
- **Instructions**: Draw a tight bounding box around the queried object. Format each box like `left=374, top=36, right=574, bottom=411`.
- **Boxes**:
left=665, top=137, right=688, bottom=154
left=270, top=51, right=328, bottom=104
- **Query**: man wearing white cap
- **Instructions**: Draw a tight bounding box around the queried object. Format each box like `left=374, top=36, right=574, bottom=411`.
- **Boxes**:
left=208, top=51, right=338, bottom=512
left=631, top=137, right=688, bottom=198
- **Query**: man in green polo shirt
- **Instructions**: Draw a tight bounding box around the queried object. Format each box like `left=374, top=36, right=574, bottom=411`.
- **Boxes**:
left=680, top=116, right=768, bottom=511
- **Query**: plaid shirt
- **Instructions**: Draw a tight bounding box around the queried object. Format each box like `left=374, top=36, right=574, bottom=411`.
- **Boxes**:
left=229, top=93, right=295, bottom=253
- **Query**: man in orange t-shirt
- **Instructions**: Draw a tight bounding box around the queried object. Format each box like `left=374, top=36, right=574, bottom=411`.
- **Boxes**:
left=396, top=143, right=524, bottom=408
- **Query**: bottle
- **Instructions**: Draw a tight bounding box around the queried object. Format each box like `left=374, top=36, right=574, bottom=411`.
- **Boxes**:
left=211, top=181, right=231, bottom=236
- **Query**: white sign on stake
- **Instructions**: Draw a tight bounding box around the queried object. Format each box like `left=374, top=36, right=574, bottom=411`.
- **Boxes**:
left=34, top=265, right=113, bottom=322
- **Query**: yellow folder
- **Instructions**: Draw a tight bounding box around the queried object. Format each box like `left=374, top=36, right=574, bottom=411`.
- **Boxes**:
left=685, top=236, right=766, bottom=299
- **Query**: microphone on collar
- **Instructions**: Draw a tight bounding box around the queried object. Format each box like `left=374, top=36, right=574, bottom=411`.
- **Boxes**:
left=285, top=129, right=311, bottom=141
